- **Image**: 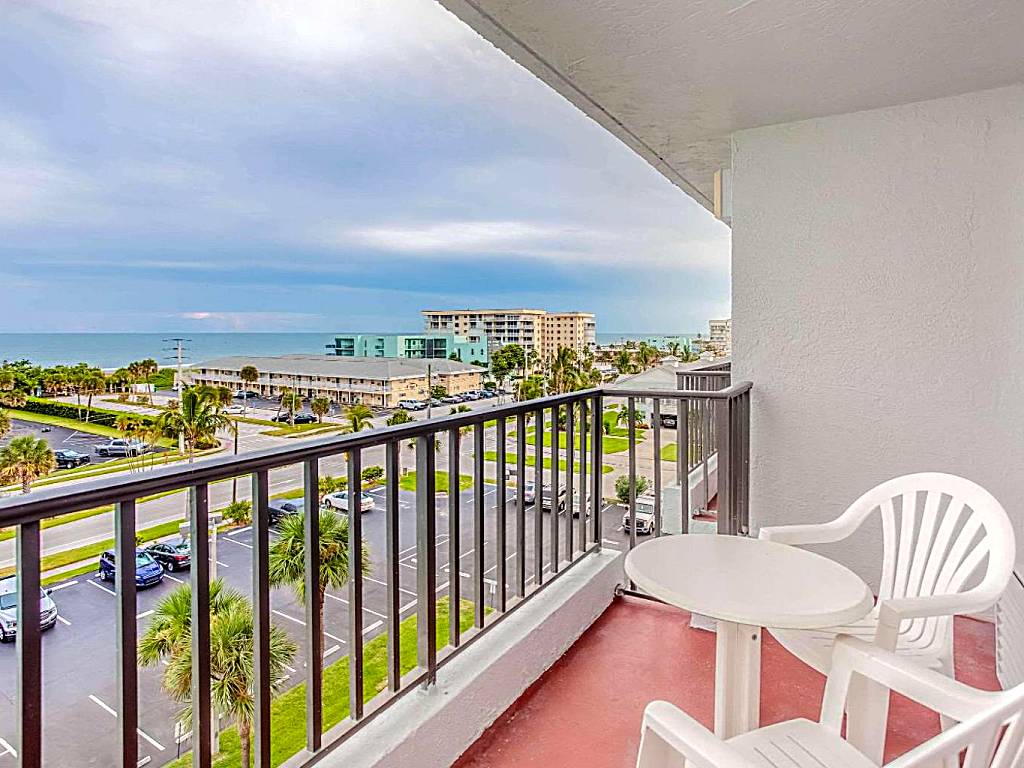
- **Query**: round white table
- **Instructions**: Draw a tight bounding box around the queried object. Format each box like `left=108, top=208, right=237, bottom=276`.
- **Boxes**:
left=624, top=534, right=873, bottom=739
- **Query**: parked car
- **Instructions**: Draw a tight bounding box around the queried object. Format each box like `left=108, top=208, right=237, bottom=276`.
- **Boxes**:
left=440, top=395, right=461, bottom=404
left=272, top=413, right=317, bottom=424
left=223, top=404, right=245, bottom=414
left=539, top=484, right=568, bottom=512
left=479, top=389, right=498, bottom=399
left=97, top=549, right=165, bottom=588
left=621, top=495, right=657, bottom=535
left=398, top=399, right=427, bottom=411
left=233, top=390, right=259, bottom=399
left=144, top=540, right=192, bottom=571
left=54, top=449, right=91, bottom=469
left=269, top=499, right=304, bottom=526
left=323, top=490, right=376, bottom=513
left=429, top=398, right=443, bottom=407
left=0, top=576, right=58, bottom=643
left=95, top=439, right=149, bottom=457
left=461, top=391, right=481, bottom=401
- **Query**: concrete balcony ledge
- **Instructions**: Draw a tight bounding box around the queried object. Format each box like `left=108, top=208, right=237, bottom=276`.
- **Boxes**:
left=319, top=549, right=624, bottom=768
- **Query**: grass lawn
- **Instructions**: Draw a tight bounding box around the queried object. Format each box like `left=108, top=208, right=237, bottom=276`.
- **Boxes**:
left=483, top=451, right=614, bottom=475
left=399, top=471, right=474, bottom=493
left=659, top=443, right=700, bottom=465
left=260, top=422, right=345, bottom=437
left=166, top=598, right=474, bottom=768
left=517, top=425, right=633, bottom=455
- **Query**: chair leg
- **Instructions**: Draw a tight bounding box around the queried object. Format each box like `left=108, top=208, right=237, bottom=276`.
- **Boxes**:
left=636, top=728, right=688, bottom=768
left=939, top=654, right=959, bottom=768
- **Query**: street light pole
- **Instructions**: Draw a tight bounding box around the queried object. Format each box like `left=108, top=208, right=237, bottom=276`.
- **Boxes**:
left=426, top=362, right=433, bottom=420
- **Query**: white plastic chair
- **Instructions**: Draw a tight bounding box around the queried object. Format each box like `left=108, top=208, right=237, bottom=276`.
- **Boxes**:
left=758, top=473, right=1015, bottom=761
left=636, top=636, right=1024, bottom=768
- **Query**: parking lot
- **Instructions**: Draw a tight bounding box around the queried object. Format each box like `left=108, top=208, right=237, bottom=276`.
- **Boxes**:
left=0, top=482, right=628, bottom=767
left=1, top=419, right=125, bottom=467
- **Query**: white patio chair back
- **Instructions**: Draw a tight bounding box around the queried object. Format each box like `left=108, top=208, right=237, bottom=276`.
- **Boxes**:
left=844, top=473, right=1014, bottom=656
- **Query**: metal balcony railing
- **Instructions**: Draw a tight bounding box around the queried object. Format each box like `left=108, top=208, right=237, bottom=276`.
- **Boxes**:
left=0, top=381, right=750, bottom=768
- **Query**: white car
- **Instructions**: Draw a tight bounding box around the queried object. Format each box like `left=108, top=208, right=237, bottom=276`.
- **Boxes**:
left=223, top=404, right=245, bottom=414
left=0, top=576, right=58, bottom=642
left=323, top=490, right=376, bottom=513
left=621, top=494, right=657, bottom=535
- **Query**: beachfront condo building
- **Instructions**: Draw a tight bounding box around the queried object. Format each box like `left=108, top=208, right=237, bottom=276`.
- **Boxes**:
left=422, top=308, right=596, bottom=360
left=325, top=333, right=489, bottom=365
left=708, top=318, right=732, bottom=356
left=190, top=354, right=483, bottom=409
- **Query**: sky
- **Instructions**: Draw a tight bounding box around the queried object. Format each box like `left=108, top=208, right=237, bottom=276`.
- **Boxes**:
left=0, top=0, right=731, bottom=335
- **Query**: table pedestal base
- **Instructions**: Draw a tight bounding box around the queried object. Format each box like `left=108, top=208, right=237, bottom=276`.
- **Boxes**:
left=714, top=621, right=761, bottom=739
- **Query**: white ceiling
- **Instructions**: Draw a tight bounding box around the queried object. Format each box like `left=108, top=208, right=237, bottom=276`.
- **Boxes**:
left=437, top=0, right=1024, bottom=212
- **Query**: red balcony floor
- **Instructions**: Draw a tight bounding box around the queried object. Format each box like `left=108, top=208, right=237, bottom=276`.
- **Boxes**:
left=454, top=596, right=999, bottom=768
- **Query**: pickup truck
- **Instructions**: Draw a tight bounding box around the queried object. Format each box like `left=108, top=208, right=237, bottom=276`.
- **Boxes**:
left=95, top=439, right=149, bottom=457
left=621, top=494, right=657, bottom=535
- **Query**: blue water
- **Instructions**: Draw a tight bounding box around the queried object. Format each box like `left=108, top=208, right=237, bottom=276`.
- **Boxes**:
left=0, top=332, right=701, bottom=370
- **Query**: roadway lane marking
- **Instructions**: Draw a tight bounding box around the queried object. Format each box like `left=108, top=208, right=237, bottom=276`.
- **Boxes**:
left=365, top=576, right=416, bottom=596
left=224, top=537, right=253, bottom=549
left=601, top=538, right=622, bottom=550
left=87, top=695, right=167, bottom=751
left=56, top=615, right=71, bottom=626
left=137, top=610, right=155, bottom=620
left=227, top=527, right=251, bottom=536
left=87, top=579, right=116, bottom=596
left=0, top=737, right=16, bottom=757
left=163, top=573, right=184, bottom=584
left=362, top=620, right=383, bottom=636
left=48, top=580, right=79, bottom=592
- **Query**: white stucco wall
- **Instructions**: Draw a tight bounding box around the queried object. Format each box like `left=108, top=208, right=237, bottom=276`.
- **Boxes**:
left=730, top=84, right=1024, bottom=589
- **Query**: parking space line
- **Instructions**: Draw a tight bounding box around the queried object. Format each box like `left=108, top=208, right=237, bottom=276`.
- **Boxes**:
left=214, top=560, right=229, bottom=568
left=163, top=573, right=184, bottom=584
left=365, top=576, right=416, bottom=596
left=362, top=620, right=383, bottom=636
left=272, top=609, right=304, bottom=626
left=224, top=537, right=253, bottom=549
left=324, top=630, right=346, bottom=644
left=87, top=694, right=167, bottom=751
left=87, top=579, right=116, bottom=597
left=137, top=610, right=154, bottom=620
left=48, top=580, right=79, bottom=592
left=601, top=538, right=622, bottom=550
left=324, top=644, right=341, bottom=658
left=56, top=615, right=71, bottom=626
left=227, top=527, right=251, bottom=536
left=0, top=737, right=16, bottom=758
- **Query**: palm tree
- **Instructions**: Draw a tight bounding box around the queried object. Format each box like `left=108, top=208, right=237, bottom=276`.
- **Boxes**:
left=139, top=359, right=159, bottom=391
left=278, top=389, right=302, bottom=426
left=612, top=349, right=635, bottom=375
left=636, top=342, right=660, bottom=370
left=82, top=370, right=106, bottom=422
left=156, top=388, right=235, bottom=461
left=666, top=341, right=682, bottom=358
left=342, top=403, right=373, bottom=433
left=269, top=509, right=370, bottom=665
left=310, top=396, right=332, bottom=423
left=679, top=343, right=700, bottom=363
left=0, top=436, right=56, bottom=493
left=139, top=581, right=296, bottom=768
left=239, top=366, right=259, bottom=414
left=0, top=409, right=10, bottom=439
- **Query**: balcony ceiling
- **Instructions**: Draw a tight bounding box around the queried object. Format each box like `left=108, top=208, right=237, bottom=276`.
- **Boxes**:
left=437, top=0, right=1024, bottom=214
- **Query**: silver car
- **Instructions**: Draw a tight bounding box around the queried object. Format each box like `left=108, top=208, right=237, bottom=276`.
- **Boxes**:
left=0, top=577, right=58, bottom=643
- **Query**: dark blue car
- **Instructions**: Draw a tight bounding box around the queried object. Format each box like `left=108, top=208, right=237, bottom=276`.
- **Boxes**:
left=98, top=549, right=165, bottom=588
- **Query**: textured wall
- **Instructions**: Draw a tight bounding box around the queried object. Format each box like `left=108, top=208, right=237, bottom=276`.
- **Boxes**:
left=731, top=85, right=1024, bottom=589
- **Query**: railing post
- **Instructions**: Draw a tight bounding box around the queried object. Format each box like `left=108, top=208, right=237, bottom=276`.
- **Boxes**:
left=347, top=449, right=365, bottom=718
left=447, top=430, right=461, bottom=647
left=189, top=484, right=212, bottom=768
left=16, top=520, right=42, bottom=768
left=251, top=470, right=272, bottom=767
left=303, top=459, right=323, bottom=752
left=416, top=435, right=437, bottom=685
left=652, top=400, right=662, bottom=538
left=591, top=393, right=603, bottom=547
left=114, top=500, right=138, bottom=768
left=384, top=442, right=402, bottom=691
left=627, top=397, right=637, bottom=550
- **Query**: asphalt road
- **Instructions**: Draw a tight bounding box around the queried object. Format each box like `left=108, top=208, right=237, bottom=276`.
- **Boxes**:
left=2, top=420, right=124, bottom=466
left=0, top=484, right=629, bottom=767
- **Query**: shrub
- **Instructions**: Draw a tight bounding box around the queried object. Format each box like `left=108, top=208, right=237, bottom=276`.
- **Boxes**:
left=223, top=500, right=252, bottom=526
left=386, top=409, right=412, bottom=426
left=615, top=474, right=651, bottom=505
left=19, top=396, right=157, bottom=428
left=117, top=392, right=130, bottom=403
left=361, top=465, right=384, bottom=484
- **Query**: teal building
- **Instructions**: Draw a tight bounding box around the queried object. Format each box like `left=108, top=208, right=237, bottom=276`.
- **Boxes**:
left=326, top=333, right=489, bottom=364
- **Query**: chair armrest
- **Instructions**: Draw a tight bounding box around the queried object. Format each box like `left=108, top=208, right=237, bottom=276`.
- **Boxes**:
left=821, top=637, right=1000, bottom=727
left=758, top=518, right=852, bottom=546
left=638, top=701, right=754, bottom=768
left=877, top=588, right=1001, bottom=625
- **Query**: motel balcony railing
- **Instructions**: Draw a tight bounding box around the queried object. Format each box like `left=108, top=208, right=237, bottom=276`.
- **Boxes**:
left=0, top=378, right=750, bottom=768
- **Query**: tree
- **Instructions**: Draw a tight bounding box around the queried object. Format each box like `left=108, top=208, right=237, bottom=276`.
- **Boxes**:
left=516, top=374, right=545, bottom=402
left=612, top=349, right=636, bottom=375
left=386, top=409, right=413, bottom=426
left=449, top=404, right=471, bottom=415
left=429, top=384, right=447, bottom=400
left=269, top=509, right=370, bottom=668
left=489, top=344, right=524, bottom=393
left=139, top=581, right=295, bottom=768
left=635, top=342, right=660, bottom=370
left=278, top=389, right=302, bottom=427
left=0, top=436, right=56, bottom=493
left=342, top=403, right=373, bottom=433
left=239, top=366, right=259, bottom=413
left=666, top=341, right=682, bottom=358
left=0, top=410, right=9, bottom=439
left=317, top=475, right=342, bottom=501
left=615, top=474, right=651, bottom=505
left=679, top=343, right=700, bottom=363
left=81, top=370, right=106, bottom=422
left=223, top=500, right=252, bottom=526
left=548, top=346, right=579, bottom=395
left=156, top=387, right=235, bottom=461
left=310, top=396, right=331, bottom=423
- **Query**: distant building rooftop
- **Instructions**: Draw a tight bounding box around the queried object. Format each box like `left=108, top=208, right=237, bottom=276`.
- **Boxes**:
left=193, top=354, right=484, bottom=380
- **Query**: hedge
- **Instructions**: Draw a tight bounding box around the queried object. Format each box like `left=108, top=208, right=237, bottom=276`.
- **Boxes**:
left=20, top=396, right=158, bottom=428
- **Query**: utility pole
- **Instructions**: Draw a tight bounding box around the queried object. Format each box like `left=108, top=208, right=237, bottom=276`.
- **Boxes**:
left=426, top=363, right=433, bottom=420
left=162, top=338, right=192, bottom=392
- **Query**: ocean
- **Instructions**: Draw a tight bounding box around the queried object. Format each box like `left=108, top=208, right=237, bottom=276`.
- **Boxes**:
left=0, top=332, right=701, bottom=370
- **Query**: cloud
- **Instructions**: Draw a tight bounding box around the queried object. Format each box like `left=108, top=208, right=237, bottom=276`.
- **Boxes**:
left=342, top=220, right=568, bottom=254
left=175, top=311, right=323, bottom=331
